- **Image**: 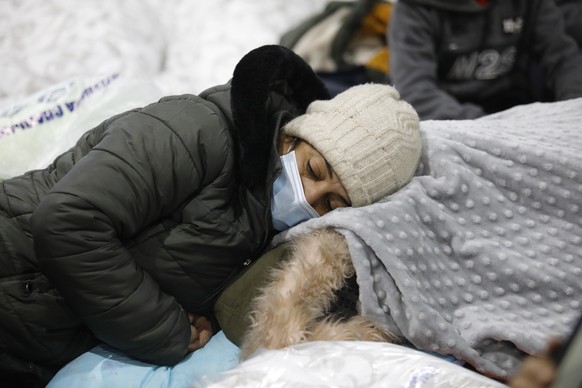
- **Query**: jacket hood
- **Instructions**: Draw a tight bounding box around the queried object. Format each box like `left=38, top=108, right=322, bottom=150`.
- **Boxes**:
left=230, top=45, right=330, bottom=193
left=401, top=0, right=491, bottom=12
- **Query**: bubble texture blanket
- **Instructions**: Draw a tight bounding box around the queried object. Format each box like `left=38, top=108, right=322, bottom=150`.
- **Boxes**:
left=274, top=99, right=582, bottom=379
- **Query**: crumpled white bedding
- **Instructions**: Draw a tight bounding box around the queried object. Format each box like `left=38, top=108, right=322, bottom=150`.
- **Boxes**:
left=195, top=341, right=506, bottom=388
left=0, top=0, right=328, bottom=103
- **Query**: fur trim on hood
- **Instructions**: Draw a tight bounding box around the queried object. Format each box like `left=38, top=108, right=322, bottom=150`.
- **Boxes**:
left=240, top=227, right=399, bottom=359
left=230, top=45, right=330, bottom=192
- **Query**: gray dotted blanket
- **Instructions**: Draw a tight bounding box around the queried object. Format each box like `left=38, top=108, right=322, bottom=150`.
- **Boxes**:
left=274, top=99, right=582, bottom=378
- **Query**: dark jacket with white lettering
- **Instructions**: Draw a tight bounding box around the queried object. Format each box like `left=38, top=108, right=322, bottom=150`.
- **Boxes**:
left=0, top=45, right=329, bottom=382
left=388, top=0, right=582, bottom=119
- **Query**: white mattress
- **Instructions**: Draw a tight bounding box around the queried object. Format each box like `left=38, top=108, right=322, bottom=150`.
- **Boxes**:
left=0, top=0, right=329, bottom=103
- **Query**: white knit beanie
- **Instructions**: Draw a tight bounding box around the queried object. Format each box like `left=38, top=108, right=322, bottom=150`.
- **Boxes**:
left=283, top=83, right=421, bottom=207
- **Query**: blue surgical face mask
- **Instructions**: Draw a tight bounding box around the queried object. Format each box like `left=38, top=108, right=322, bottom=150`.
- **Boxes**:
left=271, top=151, right=319, bottom=231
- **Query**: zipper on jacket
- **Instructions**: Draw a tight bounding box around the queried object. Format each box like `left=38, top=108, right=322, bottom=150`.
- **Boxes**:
left=197, top=256, right=255, bottom=308
left=198, top=149, right=281, bottom=310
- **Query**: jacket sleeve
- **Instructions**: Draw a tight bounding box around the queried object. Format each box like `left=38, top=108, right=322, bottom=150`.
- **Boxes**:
left=530, top=0, right=582, bottom=100
left=388, top=2, right=486, bottom=120
left=30, top=98, right=230, bottom=365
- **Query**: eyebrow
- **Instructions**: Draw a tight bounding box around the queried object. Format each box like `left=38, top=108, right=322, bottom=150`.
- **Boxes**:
left=325, top=159, right=352, bottom=206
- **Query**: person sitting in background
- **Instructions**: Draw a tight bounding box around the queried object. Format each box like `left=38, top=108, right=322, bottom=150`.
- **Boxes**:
left=555, top=0, right=582, bottom=49
left=0, top=42, right=422, bottom=387
left=388, top=0, right=582, bottom=120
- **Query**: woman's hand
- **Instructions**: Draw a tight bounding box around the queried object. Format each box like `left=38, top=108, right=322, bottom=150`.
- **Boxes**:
left=508, top=355, right=556, bottom=388
left=187, top=314, right=213, bottom=352
left=508, top=340, right=560, bottom=388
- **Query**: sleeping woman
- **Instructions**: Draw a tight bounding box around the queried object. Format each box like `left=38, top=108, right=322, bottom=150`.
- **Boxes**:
left=222, top=96, right=582, bottom=383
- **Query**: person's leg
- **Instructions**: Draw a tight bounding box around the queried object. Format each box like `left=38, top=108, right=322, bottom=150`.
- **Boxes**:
left=0, top=351, right=57, bottom=388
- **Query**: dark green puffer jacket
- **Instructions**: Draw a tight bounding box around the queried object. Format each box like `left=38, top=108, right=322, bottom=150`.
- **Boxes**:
left=0, top=45, right=329, bottom=382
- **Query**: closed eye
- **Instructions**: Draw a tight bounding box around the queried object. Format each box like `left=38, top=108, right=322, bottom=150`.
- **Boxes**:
left=307, top=160, right=319, bottom=179
left=325, top=198, right=333, bottom=212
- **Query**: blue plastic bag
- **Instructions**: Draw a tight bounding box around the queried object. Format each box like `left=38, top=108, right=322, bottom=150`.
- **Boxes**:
left=48, top=331, right=240, bottom=388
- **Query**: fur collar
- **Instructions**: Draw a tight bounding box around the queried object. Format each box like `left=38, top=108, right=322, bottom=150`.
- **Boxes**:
left=240, top=228, right=398, bottom=359
left=230, top=45, right=329, bottom=193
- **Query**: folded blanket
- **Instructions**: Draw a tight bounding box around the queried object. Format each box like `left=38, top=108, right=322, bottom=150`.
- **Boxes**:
left=274, top=98, right=582, bottom=378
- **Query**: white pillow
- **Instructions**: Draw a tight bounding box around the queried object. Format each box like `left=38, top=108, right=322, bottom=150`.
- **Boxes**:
left=197, top=341, right=506, bottom=388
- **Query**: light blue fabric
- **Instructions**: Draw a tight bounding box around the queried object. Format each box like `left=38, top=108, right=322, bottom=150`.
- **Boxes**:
left=271, top=150, right=319, bottom=231
left=48, top=331, right=240, bottom=388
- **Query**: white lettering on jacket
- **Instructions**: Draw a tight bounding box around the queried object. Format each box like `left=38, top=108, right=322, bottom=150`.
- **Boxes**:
left=502, top=17, right=524, bottom=34
left=447, top=46, right=517, bottom=80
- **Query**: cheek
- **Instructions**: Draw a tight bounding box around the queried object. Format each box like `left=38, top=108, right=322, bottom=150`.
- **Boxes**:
left=301, top=177, right=314, bottom=202
left=300, top=180, right=326, bottom=215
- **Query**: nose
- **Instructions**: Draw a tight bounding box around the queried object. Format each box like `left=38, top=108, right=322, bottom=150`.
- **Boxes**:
left=302, top=179, right=325, bottom=208
left=302, top=178, right=344, bottom=214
